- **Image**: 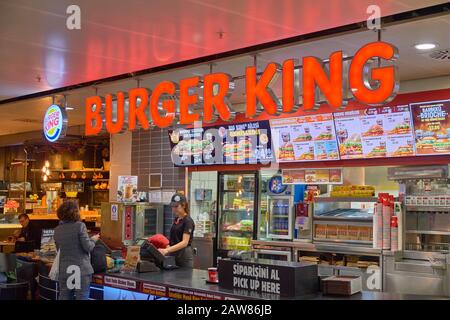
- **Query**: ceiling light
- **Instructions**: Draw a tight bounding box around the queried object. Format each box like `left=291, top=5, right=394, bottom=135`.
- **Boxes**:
left=414, top=43, right=438, bottom=51
left=65, top=106, right=75, bottom=111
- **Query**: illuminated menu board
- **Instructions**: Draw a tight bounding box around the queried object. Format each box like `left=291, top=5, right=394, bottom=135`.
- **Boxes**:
left=334, top=105, right=415, bottom=159
left=411, top=100, right=450, bottom=156
left=270, top=114, right=339, bottom=162
left=168, top=120, right=274, bottom=166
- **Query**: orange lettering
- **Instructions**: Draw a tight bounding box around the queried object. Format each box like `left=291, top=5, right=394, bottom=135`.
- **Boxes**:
left=303, top=51, right=344, bottom=110
left=128, top=88, right=150, bottom=131
left=85, top=96, right=103, bottom=136
left=245, top=62, right=281, bottom=118
left=150, top=81, right=177, bottom=128
left=179, top=77, right=200, bottom=125
left=349, top=41, right=398, bottom=105
left=282, top=59, right=299, bottom=113
left=105, top=92, right=125, bottom=134
left=203, top=73, right=235, bottom=123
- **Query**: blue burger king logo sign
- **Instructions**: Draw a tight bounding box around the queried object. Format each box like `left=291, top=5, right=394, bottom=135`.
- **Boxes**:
left=43, top=105, right=67, bottom=142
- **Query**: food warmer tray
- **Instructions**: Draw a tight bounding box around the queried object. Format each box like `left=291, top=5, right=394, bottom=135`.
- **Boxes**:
left=314, top=208, right=373, bottom=221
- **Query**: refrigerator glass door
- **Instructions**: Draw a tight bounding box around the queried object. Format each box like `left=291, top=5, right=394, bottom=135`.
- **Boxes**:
left=218, top=173, right=257, bottom=252
left=268, top=197, right=292, bottom=240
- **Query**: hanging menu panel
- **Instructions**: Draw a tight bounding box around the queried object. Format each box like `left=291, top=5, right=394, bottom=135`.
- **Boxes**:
left=334, top=105, right=415, bottom=159
left=168, top=121, right=274, bottom=166
left=270, top=114, right=339, bottom=163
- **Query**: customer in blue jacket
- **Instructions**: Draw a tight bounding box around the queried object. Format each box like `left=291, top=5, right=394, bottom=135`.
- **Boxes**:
left=54, top=201, right=99, bottom=300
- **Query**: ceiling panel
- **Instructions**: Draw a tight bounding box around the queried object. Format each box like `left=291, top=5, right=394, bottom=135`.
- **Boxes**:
left=0, top=0, right=446, bottom=99
left=0, top=2, right=449, bottom=137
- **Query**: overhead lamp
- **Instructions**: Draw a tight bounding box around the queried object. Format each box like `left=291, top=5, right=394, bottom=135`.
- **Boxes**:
left=414, top=42, right=438, bottom=51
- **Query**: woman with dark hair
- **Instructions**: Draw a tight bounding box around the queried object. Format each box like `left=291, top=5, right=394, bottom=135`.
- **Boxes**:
left=158, top=193, right=195, bottom=268
left=54, top=201, right=99, bottom=300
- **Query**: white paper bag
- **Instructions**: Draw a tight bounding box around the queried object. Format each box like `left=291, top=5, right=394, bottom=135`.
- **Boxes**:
left=49, top=250, right=60, bottom=281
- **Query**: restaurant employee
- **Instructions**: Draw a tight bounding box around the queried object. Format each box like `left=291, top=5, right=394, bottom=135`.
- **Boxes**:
left=158, top=193, right=195, bottom=267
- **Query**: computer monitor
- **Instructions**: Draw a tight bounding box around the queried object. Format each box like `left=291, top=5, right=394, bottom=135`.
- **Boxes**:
left=136, top=239, right=165, bottom=266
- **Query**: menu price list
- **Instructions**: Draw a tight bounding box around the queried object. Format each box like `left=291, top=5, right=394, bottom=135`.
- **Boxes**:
left=334, top=105, right=415, bottom=159
left=270, top=114, right=339, bottom=163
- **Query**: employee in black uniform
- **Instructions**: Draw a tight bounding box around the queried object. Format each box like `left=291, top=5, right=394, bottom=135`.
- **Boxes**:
left=158, top=193, right=195, bottom=267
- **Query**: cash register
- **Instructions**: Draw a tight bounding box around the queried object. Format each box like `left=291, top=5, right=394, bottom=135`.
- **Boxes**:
left=134, top=238, right=178, bottom=272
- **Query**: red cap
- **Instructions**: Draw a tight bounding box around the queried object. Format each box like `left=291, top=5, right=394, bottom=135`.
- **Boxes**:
left=148, top=234, right=169, bottom=249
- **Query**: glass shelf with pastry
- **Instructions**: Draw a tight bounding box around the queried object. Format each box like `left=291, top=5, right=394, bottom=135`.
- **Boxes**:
left=217, top=172, right=257, bottom=257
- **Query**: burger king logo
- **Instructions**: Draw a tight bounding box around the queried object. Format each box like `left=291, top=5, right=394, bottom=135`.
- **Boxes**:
left=43, top=105, right=67, bottom=142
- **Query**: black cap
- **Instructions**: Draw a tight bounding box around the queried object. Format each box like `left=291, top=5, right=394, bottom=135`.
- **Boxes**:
left=170, top=193, right=187, bottom=207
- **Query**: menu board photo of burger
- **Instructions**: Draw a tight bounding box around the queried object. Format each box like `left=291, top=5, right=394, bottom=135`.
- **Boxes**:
left=334, top=111, right=364, bottom=159
left=270, top=114, right=340, bottom=163
left=334, top=106, right=415, bottom=159
left=168, top=121, right=274, bottom=166
left=411, top=100, right=450, bottom=155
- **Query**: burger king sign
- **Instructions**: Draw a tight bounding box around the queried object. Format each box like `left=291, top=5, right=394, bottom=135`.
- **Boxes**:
left=43, top=105, right=68, bottom=142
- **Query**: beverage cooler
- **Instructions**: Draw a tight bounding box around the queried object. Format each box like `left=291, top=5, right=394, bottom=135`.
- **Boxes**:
left=101, top=202, right=173, bottom=248
left=216, top=172, right=258, bottom=259
left=266, top=175, right=294, bottom=240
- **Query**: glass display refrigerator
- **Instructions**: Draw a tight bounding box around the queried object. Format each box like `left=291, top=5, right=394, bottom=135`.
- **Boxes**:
left=266, top=175, right=294, bottom=240
left=216, top=172, right=258, bottom=259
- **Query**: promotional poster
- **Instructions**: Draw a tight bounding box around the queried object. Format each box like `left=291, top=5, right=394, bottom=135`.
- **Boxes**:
left=117, top=176, right=138, bottom=202
left=411, top=100, right=450, bottom=155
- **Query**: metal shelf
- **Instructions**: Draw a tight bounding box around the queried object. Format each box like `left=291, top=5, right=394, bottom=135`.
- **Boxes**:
left=31, top=169, right=109, bottom=173
left=406, top=230, right=450, bottom=236
left=314, top=197, right=378, bottom=203
left=313, top=216, right=373, bottom=222
left=312, top=238, right=373, bottom=245
left=406, top=206, right=450, bottom=212
left=221, top=229, right=253, bottom=233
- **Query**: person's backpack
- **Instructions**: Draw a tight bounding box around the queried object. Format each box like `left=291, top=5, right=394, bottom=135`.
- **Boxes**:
left=90, top=243, right=107, bottom=274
